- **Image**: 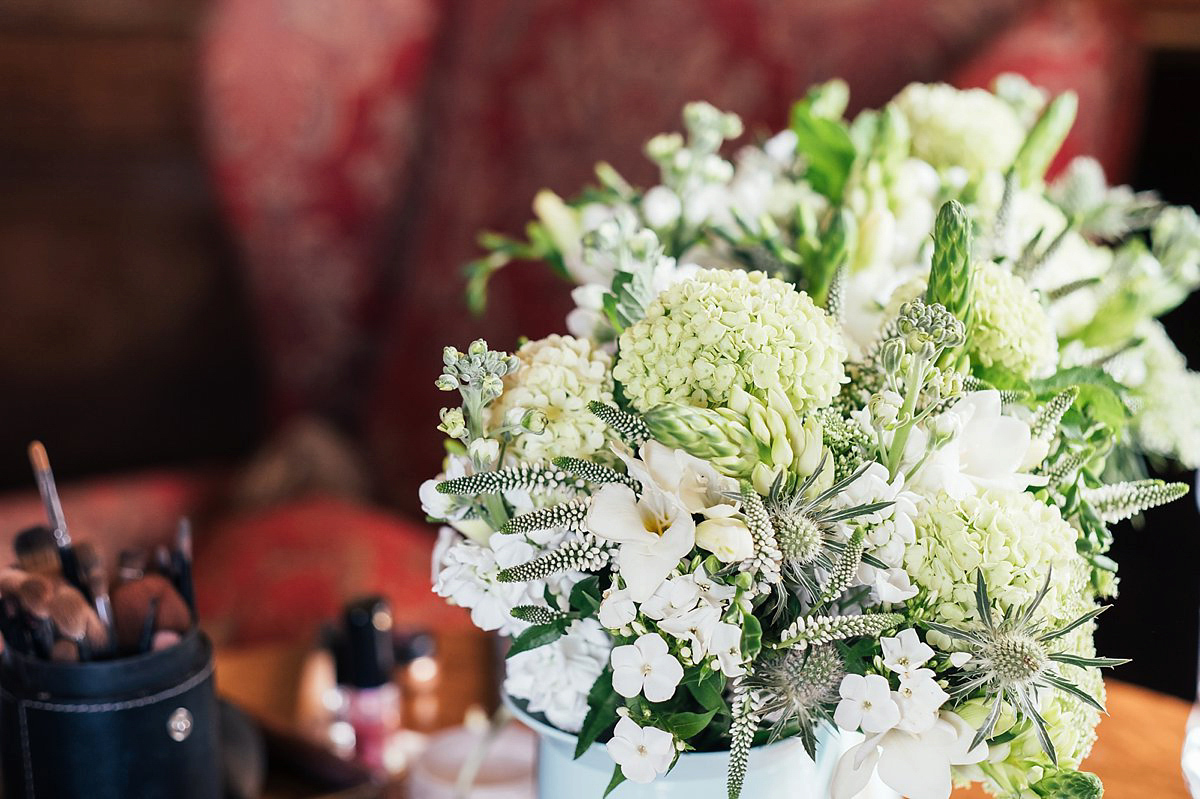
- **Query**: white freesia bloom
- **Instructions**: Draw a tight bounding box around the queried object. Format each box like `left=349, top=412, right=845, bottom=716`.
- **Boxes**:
left=695, top=516, right=755, bottom=562
left=832, top=711, right=987, bottom=799
left=881, top=628, right=935, bottom=678
left=607, top=717, right=676, bottom=784
left=687, top=562, right=737, bottom=608
left=504, top=619, right=610, bottom=733
left=598, top=587, right=637, bottom=629
left=610, top=633, right=685, bottom=702
left=911, top=391, right=1046, bottom=499
left=862, top=566, right=918, bottom=604
left=588, top=482, right=695, bottom=602
left=834, top=674, right=900, bottom=734
left=589, top=442, right=736, bottom=601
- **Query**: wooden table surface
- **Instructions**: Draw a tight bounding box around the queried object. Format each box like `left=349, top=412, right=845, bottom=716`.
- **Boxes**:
left=215, top=631, right=1194, bottom=799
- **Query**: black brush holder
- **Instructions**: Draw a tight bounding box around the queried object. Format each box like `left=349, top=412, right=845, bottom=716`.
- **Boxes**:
left=0, top=630, right=220, bottom=799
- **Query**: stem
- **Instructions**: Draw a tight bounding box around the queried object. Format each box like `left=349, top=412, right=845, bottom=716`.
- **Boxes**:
left=464, top=390, right=510, bottom=530
left=885, top=358, right=927, bottom=478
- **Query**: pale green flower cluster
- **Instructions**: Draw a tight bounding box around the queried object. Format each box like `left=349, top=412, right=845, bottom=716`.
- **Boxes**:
left=969, top=262, right=1058, bottom=380
left=892, top=82, right=1025, bottom=177
left=905, top=489, right=1091, bottom=627
left=613, top=269, right=846, bottom=413
left=1108, top=321, right=1200, bottom=468
left=491, top=334, right=614, bottom=462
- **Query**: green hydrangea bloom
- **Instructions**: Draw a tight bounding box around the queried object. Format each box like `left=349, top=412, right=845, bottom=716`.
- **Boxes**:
left=970, top=262, right=1058, bottom=380
left=491, top=334, right=614, bottom=462
left=906, top=489, right=1091, bottom=627
left=613, top=269, right=846, bottom=413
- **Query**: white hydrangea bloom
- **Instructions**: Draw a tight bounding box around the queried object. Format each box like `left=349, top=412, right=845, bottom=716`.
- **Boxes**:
left=969, top=263, right=1059, bottom=379
left=490, top=334, right=614, bottom=462
left=505, top=618, right=611, bottom=732
left=892, top=82, right=1025, bottom=177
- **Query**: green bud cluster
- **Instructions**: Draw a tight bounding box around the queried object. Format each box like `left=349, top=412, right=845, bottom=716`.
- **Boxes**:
left=437, top=339, right=521, bottom=402
left=982, top=631, right=1049, bottom=687
left=927, top=200, right=974, bottom=332
left=894, top=299, right=967, bottom=362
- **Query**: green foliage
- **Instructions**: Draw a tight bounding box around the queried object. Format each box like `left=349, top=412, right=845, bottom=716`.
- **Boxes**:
left=790, top=88, right=857, bottom=204
left=507, top=621, right=570, bottom=658
left=576, top=668, right=620, bottom=758
left=603, top=765, right=627, bottom=798
left=569, top=576, right=603, bottom=617
left=662, top=709, right=718, bottom=739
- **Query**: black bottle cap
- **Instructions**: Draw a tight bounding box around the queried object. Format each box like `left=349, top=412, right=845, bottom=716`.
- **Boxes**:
left=339, top=596, right=395, bottom=689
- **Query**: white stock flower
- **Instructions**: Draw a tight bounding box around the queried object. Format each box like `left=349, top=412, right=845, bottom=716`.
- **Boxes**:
left=598, top=587, right=637, bottom=629
left=610, top=633, right=684, bottom=702
left=832, top=711, right=987, bottom=799
left=893, top=82, right=1024, bottom=176
left=695, top=516, right=755, bottom=563
left=894, top=669, right=949, bottom=734
left=881, top=628, right=934, bottom=678
left=504, top=619, right=610, bottom=733
left=419, top=456, right=493, bottom=542
left=640, top=574, right=701, bottom=621
left=657, top=604, right=721, bottom=663
left=834, top=674, right=900, bottom=734
left=706, top=622, right=746, bottom=678
left=642, top=185, right=683, bottom=228
left=607, top=717, right=675, bottom=784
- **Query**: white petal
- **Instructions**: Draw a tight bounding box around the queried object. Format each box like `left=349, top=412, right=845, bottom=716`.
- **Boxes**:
left=643, top=656, right=684, bottom=702
left=610, top=644, right=643, bottom=671
left=831, top=742, right=881, bottom=799
left=635, top=633, right=670, bottom=659
left=587, top=485, right=655, bottom=544
left=611, top=667, right=644, bottom=698
left=833, top=700, right=862, bottom=732
left=876, top=731, right=953, bottom=799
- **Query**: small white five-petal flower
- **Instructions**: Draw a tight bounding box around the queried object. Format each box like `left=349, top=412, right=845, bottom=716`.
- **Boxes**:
left=834, top=674, right=900, bottom=734
left=881, top=628, right=935, bottom=678
left=610, top=633, right=684, bottom=702
left=606, top=716, right=676, bottom=784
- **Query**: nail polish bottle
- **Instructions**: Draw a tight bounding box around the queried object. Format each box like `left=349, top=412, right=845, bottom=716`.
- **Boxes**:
left=335, top=596, right=400, bottom=773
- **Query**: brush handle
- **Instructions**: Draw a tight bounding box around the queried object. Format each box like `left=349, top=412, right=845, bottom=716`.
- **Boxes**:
left=58, top=546, right=87, bottom=598
left=32, top=469, right=70, bottom=549
left=172, top=550, right=196, bottom=619
left=30, top=618, right=54, bottom=660
left=138, top=596, right=160, bottom=654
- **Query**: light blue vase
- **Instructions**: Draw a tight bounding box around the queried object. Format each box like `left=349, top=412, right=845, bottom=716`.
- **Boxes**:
left=504, top=695, right=841, bottom=799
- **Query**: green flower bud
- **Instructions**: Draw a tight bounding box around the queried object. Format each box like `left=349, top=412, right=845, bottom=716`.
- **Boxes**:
left=435, top=374, right=459, bottom=392
left=468, top=339, right=488, bottom=357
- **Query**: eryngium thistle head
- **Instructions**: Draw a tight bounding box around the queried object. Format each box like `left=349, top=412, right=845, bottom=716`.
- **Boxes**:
left=750, top=644, right=843, bottom=738
left=774, top=512, right=823, bottom=563
left=981, top=631, right=1050, bottom=688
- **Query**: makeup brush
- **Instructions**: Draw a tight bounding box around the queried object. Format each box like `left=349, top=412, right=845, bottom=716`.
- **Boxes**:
left=111, top=574, right=191, bottom=654
left=13, top=525, right=61, bottom=578
left=117, top=548, right=147, bottom=584
left=173, top=517, right=196, bottom=618
left=47, top=582, right=107, bottom=662
left=18, top=574, right=57, bottom=659
left=27, top=441, right=82, bottom=592
left=73, top=541, right=115, bottom=651
left=0, top=596, right=31, bottom=655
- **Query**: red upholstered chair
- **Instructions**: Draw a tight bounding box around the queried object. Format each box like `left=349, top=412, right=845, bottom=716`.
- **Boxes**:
left=0, top=0, right=1145, bottom=650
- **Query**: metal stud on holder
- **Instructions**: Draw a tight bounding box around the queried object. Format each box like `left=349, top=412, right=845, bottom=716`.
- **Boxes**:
left=168, top=707, right=193, bottom=742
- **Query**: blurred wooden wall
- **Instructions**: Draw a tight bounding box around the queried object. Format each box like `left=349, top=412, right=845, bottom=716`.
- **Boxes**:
left=0, top=0, right=263, bottom=488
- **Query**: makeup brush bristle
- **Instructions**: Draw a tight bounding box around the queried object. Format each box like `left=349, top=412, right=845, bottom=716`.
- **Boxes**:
left=16, top=574, right=54, bottom=619
left=111, top=574, right=191, bottom=654
left=47, top=583, right=107, bottom=653
left=27, top=441, right=50, bottom=474
left=13, top=526, right=61, bottom=577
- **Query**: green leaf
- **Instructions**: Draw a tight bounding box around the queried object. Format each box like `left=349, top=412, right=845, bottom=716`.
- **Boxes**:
left=507, top=621, right=568, bottom=658
left=741, top=614, right=763, bottom=660
left=684, top=668, right=727, bottom=714
left=575, top=668, right=620, bottom=758
left=570, top=576, right=603, bottom=617
left=663, top=708, right=717, bottom=740
left=603, top=765, right=627, bottom=798
left=790, top=99, right=857, bottom=204
left=1033, top=367, right=1131, bottom=434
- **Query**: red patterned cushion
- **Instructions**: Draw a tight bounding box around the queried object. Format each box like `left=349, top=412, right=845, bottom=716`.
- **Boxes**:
left=194, top=496, right=469, bottom=647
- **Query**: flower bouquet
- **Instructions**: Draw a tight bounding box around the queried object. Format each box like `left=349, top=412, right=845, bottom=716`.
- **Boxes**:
left=425, top=75, right=1200, bottom=799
